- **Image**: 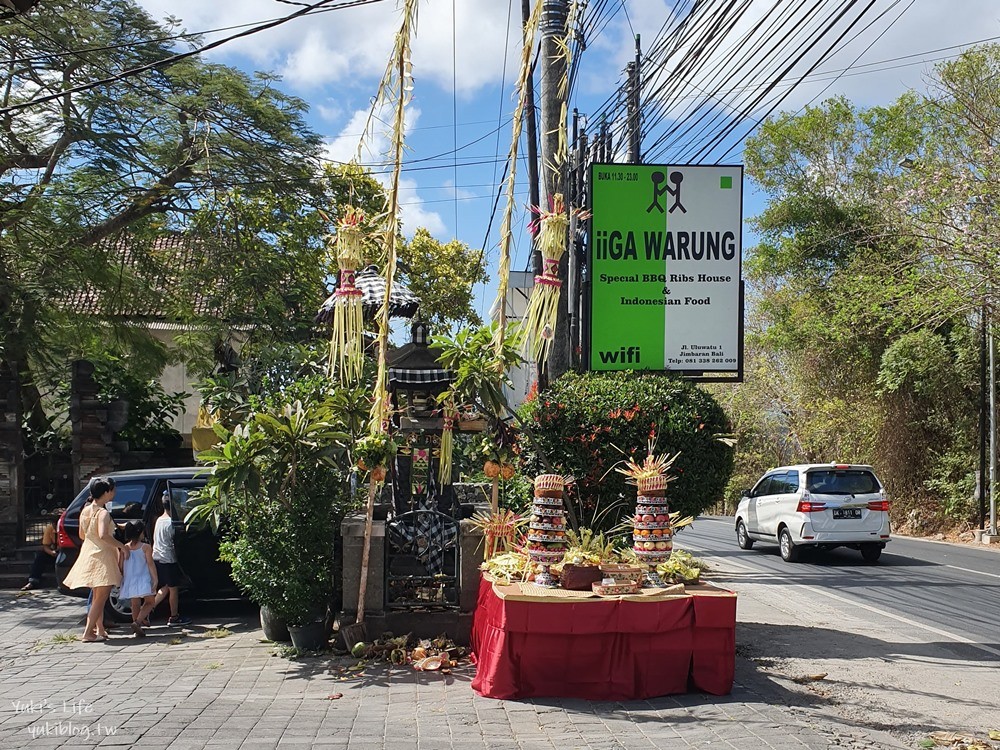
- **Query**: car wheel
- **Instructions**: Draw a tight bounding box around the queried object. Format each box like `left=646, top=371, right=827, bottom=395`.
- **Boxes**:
left=105, top=586, right=133, bottom=622
left=779, top=528, right=800, bottom=562
left=736, top=520, right=754, bottom=550
left=860, top=543, right=882, bottom=563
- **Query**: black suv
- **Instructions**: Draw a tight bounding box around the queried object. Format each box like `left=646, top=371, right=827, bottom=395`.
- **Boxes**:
left=56, top=467, right=237, bottom=620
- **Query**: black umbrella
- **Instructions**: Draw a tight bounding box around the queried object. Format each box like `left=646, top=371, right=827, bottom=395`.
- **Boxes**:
left=316, top=264, right=421, bottom=324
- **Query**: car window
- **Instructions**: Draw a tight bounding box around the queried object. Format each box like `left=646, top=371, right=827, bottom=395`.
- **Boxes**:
left=752, top=476, right=773, bottom=497
left=167, top=481, right=207, bottom=514
left=771, top=474, right=789, bottom=494
left=806, top=470, right=880, bottom=495
left=785, top=470, right=800, bottom=493
left=105, top=481, right=155, bottom=519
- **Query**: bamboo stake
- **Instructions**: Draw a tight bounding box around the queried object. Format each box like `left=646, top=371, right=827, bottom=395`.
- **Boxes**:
left=349, top=0, right=418, bottom=643
left=491, top=0, right=542, bottom=358
left=355, top=474, right=377, bottom=624
left=491, top=477, right=500, bottom=516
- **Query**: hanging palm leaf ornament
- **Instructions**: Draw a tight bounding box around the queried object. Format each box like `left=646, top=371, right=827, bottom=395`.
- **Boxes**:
left=520, top=0, right=586, bottom=363
left=328, top=207, right=366, bottom=383
left=523, top=193, right=569, bottom=361
left=437, top=401, right=459, bottom=487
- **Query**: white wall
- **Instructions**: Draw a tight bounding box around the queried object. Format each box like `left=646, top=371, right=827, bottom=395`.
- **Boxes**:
left=504, top=271, right=536, bottom=410
left=150, top=329, right=201, bottom=440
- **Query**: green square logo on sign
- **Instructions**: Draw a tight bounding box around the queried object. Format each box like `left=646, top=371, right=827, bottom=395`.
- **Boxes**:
left=588, top=164, right=743, bottom=376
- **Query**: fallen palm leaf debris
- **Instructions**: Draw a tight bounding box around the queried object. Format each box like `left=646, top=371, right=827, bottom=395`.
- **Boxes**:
left=347, top=632, right=466, bottom=672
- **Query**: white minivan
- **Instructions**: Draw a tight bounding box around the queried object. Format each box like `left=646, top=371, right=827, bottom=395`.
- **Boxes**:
left=734, top=463, right=891, bottom=563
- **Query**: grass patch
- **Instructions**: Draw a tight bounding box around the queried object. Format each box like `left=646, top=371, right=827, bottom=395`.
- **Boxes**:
left=271, top=644, right=329, bottom=660
left=206, top=661, right=223, bottom=670
left=32, top=633, right=79, bottom=650
left=166, top=637, right=184, bottom=646
left=202, top=628, right=233, bottom=639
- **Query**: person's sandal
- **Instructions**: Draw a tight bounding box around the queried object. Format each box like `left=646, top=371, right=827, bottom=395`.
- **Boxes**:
left=131, top=622, right=145, bottom=638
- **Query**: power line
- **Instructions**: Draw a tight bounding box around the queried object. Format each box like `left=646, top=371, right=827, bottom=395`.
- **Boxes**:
left=690, top=0, right=884, bottom=163
left=642, top=0, right=819, bottom=162
left=451, top=0, right=459, bottom=235
left=640, top=0, right=857, bottom=163
left=0, top=0, right=384, bottom=116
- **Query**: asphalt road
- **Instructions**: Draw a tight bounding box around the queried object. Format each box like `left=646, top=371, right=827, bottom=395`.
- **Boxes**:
left=678, top=516, right=1000, bottom=658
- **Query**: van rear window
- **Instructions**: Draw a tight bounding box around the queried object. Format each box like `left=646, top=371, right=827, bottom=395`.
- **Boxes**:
left=68, top=479, right=154, bottom=515
left=806, top=470, right=880, bottom=495
left=106, top=482, right=153, bottom=518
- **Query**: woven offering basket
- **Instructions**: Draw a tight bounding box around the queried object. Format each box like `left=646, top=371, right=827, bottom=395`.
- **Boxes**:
left=534, top=474, right=565, bottom=492
left=636, top=476, right=668, bottom=494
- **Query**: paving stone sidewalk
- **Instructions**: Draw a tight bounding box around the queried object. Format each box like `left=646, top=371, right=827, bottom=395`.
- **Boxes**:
left=0, top=591, right=902, bottom=749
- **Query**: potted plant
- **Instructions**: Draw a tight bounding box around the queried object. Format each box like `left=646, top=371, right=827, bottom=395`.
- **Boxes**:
left=189, top=399, right=351, bottom=650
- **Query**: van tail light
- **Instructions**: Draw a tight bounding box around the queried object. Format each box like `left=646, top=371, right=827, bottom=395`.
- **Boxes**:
left=796, top=500, right=827, bottom=512
left=867, top=499, right=891, bottom=512
left=57, top=513, right=77, bottom=549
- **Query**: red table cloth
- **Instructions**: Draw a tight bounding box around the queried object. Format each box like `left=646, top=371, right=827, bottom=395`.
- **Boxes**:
left=470, top=576, right=736, bottom=701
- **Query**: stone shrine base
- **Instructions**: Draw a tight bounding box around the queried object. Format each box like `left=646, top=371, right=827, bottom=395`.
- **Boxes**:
left=340, top=509, right=486, bottom=645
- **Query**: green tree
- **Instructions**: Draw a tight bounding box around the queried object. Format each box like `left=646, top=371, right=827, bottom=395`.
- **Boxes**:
left=404, top=229, right=487, bottom=332
left=0, top=0, right=321, bottom=470
left=737, top=78, right=985, bottom=527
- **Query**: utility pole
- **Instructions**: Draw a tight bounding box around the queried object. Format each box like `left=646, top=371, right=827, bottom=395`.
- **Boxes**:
left=523, top=0, right=542, bottom=276
left=626, top=34, right=642, bottom=163
left=992, top=324, right=999, bottom=537
left=567, top=109, right=580, bottom=369
left=539, top=0, right=571, bottom=381
left=979, top=308, right=987, bottom=532
left=577, top=118, right=589, bottom=370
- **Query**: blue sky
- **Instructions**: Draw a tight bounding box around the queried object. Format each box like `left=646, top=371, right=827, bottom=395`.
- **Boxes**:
left=134, top=0, right=1000, bottom=321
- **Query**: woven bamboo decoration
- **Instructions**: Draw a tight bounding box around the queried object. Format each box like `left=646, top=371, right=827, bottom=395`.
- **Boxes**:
left=437, top=402, right=458, bottom=487
left=523, top=193, right=569, bottom=361
left=329, top=207, right=365, bottom=383
left=492, top=0, right=542, bottom=359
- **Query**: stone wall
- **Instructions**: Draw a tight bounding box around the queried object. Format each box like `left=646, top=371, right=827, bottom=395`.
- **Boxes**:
left=69, top=360, right=119, bottom=493
left=0, top=363, right=23, bottom=554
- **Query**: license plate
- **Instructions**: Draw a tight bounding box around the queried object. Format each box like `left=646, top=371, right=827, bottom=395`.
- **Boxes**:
left=833, top=508, right=862, bottom=519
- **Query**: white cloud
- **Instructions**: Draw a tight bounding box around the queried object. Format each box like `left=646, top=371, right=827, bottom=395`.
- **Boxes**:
left=137, top=0, right=519, bottom=93
left=316, top=101, right=344, bottom=123
left=442, top=178, right=476, bottom=202
left=137, top=0, right=1000, bottom=111
left=280, top=29, right=350, bottom=88
left=398, top=177, right=446, bottom=236
left=321, top=105, right=445, bottom=236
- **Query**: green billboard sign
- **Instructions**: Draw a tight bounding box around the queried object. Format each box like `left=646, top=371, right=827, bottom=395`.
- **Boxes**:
left=588, top=163, right=743, bottom=378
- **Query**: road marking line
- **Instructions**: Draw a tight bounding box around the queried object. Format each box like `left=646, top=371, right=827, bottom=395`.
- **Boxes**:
left=681, top=543, right=1000, bottom=660
left=793, top=585, right=1000, bottom=659
left=944, top=564, right=1000, bottom=580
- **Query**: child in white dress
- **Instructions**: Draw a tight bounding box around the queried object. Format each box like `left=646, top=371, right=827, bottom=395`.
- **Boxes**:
left=119, top=522, right=157, bottom=637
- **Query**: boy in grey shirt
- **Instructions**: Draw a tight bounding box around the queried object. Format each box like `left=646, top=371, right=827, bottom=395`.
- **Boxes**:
left=152, top=492, right=191, bottom=626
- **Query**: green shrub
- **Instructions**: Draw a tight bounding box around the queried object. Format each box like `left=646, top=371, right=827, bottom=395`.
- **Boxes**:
left=219, top=460, right=346, bottom=625
left=92, top=356, right=188, bottom=451
left=519, top=372, right=734, bottom=530
left=191, top=399, right=355, bottom=625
